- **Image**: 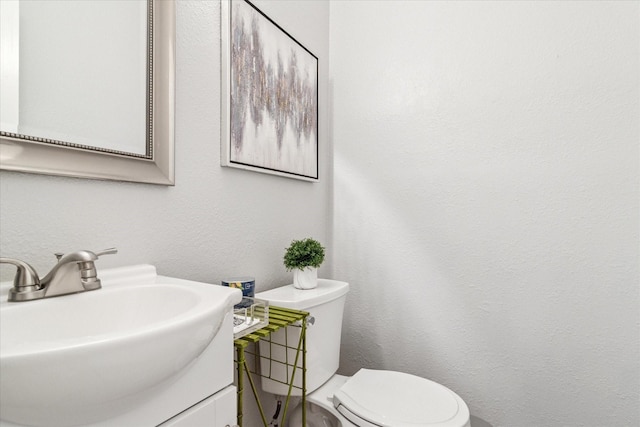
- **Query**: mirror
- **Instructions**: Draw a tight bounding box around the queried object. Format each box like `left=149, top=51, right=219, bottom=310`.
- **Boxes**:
left=0, top=0, right=175, bottom=185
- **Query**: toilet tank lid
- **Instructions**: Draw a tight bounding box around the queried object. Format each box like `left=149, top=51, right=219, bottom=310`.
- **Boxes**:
left=255, top=279, right=349, bottom=310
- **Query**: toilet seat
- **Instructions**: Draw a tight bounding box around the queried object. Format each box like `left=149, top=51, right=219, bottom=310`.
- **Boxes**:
left=333, top=369, right=466, bottom=427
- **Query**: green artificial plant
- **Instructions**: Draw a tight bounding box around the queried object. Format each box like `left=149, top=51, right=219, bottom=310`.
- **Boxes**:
left=283, top=238, right=325, bottom=271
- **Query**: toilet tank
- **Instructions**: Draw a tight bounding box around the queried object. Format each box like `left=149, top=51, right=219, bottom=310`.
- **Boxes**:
left=255, top=279, right=349, bottom=396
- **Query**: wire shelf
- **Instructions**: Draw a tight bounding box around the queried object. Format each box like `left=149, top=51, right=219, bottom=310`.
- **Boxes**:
left=234, top=305, right=309, bottom=427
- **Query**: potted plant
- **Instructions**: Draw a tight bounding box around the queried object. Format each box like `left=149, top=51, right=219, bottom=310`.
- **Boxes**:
left=283, top=238, right=325, bottom=289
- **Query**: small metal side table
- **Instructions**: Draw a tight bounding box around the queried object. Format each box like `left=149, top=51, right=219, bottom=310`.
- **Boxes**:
left=234, top=306, right=309, bottom=427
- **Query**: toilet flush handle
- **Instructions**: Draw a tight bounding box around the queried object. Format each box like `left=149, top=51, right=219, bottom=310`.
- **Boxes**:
left=306, top=316, right=315, bottom=326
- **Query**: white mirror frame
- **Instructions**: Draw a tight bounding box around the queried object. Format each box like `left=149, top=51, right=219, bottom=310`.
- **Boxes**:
left=0, top=0, right=175, bottom=186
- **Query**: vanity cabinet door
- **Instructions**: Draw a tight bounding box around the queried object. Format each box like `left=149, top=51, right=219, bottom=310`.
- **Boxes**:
left=159, top=385, right=237, bottom=427
left=213, top=385, right=237, bottom=426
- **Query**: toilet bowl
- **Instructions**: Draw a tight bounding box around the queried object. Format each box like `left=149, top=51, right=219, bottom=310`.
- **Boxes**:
left=256, top=280, right=470, bottom=427
left=287, top=372, right=470, bottom=427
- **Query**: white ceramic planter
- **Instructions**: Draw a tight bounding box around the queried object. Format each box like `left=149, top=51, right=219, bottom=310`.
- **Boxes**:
left=293, top=267, right=318, bottom=290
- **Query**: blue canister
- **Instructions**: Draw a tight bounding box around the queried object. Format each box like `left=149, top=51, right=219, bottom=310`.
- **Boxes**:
left=222, top=276, right=255, bottom=308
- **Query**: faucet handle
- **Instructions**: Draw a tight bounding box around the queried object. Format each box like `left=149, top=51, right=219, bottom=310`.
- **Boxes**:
left=95, top=248, right=118, bottom=258
left=0, top=258, right=41, bottom=288
left=53, top=248, right=117, bottom=262
left=77, top=248, right=117, bottom=292
left=0, top=258, right=43, bottom=301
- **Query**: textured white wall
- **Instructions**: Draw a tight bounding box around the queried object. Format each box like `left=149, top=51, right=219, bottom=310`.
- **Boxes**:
left=330, top=1, right=639, bottom=426
left=0, top=0, right=330, bottom=296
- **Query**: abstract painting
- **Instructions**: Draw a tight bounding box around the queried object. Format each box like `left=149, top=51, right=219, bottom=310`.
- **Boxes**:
left=221, top=0, right=319, bottom=181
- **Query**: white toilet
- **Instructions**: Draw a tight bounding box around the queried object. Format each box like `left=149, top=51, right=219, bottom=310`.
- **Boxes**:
left=256, top=279, right=470, bottom=427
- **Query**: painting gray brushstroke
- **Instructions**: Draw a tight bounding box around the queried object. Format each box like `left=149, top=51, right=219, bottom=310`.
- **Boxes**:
left=230, top=0, right=318, bottom=178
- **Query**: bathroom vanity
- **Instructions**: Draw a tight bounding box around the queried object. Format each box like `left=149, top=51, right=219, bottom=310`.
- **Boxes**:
left=0, top=264, right=241, bottom=427
left=108, top=312, right=238, bottom=427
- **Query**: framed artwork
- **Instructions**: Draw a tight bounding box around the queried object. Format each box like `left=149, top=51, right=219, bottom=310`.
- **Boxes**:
left=221, top=0, right=319, bottom=181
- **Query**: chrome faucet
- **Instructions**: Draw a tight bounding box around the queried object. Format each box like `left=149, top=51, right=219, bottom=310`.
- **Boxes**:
left=0, top=248, right=117, bottom=302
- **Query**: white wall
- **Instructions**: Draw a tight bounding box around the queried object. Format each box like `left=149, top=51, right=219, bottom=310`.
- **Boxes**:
left=330, top=1, right=639, bottom=426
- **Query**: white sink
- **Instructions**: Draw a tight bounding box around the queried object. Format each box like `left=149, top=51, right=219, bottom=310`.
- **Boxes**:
left=0, top=265, right=242, bottom=427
